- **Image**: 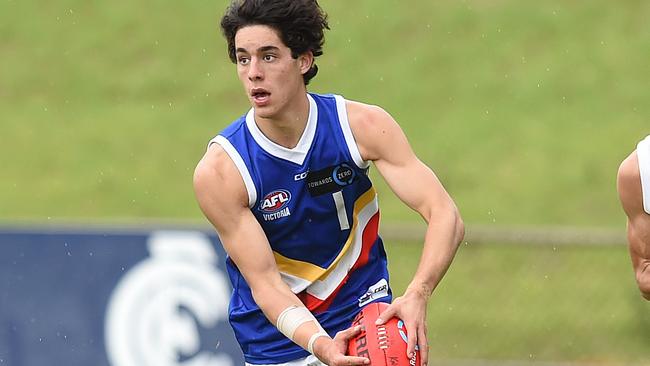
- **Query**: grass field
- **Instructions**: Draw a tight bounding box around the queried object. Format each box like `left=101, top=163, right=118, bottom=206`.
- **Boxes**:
left=387, top=241, right=650, bottom=364
left=1, top=0, right=649, bottom=226
left=2, top=0, right=649, bottom=364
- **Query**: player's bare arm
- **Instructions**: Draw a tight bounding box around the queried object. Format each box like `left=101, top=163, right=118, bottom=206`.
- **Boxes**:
left=347, top=101, right=465, bottom=364
left=617, top=152, right=650, bottom=300
left=193, top=144, right=370, bottom=365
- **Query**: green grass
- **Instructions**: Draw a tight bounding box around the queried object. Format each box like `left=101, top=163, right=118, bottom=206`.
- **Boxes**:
left=1, top=0, right=649, bottom=225
left=386, top=241, right=650, bottom=364
left=320, top=1, right=650, bottom=227
left=2, top=2, right=649, bottom=363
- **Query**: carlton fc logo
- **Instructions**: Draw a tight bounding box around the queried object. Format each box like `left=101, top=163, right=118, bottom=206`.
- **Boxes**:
left=259, top=189, right=291, bottom=221
left=105, top=231, right=237, bottom=366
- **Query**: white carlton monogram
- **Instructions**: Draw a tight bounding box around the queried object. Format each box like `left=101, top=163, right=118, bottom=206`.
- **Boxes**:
left=105, top=231, right=234, bottom=366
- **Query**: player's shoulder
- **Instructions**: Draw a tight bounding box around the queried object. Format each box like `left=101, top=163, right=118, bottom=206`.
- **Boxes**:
left=193, top=112, right=249, bottom=186
left=193, top=143, right=247, bottom=203
left=344, top=99, right=392, bottom=126
left=344, top=99, right=401, bottom=140
left=617, top=150, right=643, bottom=216
left=342, top=99, right=407, bottom=161
left=194, top=144, right=225, bottom=192
left=617, top=151, right=640, bottom=192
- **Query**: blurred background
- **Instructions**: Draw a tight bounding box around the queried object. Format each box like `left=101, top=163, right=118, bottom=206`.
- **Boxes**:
left=1, top=0, right=649, bottom=365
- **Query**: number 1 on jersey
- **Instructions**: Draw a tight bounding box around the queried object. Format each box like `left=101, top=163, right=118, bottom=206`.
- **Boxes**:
left=332, top=191, right=350, bottom=230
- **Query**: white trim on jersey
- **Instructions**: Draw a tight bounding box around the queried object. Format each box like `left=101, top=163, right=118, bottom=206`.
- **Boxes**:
left=210, top=135, right=258, bottom=208
left=279, top=271, right=313, bottom=294
left=334, top=95, right=370, bottom=169
left=637, top=135, right=650, bottom=214
left=245, top=94, right=318, bottom=166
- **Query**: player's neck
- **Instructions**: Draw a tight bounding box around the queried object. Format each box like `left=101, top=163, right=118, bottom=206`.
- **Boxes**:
left=254, top=92, right=310, bottom=149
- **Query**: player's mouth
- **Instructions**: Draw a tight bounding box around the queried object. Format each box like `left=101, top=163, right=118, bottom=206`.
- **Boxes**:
left=251, top=88, right=271, bottom=107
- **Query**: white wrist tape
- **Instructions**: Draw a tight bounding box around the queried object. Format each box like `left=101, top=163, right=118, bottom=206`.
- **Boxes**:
left=276, top=305, right=330, bottom=353
left=276, top=305, right=317, bottom=339
left=307, top=331, right=329, bottom=355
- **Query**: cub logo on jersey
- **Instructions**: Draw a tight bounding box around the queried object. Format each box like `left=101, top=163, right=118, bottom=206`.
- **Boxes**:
left=259, top=189, right=292, bottom=221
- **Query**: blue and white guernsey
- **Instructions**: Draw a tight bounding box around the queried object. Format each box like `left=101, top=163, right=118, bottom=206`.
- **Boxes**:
left=210, top=93, right=391, bottom=364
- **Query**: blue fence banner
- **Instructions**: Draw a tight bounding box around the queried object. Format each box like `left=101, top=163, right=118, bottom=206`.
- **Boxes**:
left=0, top=227, right=244, bottom=366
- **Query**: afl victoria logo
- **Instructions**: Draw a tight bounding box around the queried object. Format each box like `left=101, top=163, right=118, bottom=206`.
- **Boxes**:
left=105, top=231, right=235, bottom=366
left=260, top=190, right=291, bottom=213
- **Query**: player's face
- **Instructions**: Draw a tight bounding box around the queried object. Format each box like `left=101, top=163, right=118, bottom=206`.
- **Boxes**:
left=234, top=25, right=312, bottom=120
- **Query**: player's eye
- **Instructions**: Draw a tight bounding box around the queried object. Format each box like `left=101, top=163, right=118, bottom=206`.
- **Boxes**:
left=237, top=56, right=250, bottom=65
left=262, top=54, right=276, bottom=62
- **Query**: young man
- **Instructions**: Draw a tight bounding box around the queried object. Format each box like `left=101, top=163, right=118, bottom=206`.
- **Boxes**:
left=193, top=1, right=464, bottom=365
left=617, top=135, right=650, bottom=301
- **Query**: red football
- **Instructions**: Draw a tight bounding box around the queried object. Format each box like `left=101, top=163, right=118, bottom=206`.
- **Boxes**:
left=347, top=302, right=421, bottom=366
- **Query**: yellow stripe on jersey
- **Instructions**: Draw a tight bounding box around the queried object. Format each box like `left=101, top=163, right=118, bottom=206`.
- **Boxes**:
left=273, top=251, right=326, bottom=282
left=319, top=187, right=375, bottom=278
left=273, top=186, right=377, bottom=282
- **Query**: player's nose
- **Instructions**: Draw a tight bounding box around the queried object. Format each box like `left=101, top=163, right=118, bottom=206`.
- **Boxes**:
left=248, top=59, right=264, bottom=81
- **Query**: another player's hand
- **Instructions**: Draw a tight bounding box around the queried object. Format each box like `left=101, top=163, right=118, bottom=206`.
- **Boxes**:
left=376, top=291, right=429, bottom=366
left=313, top=326, right=370, bottom=366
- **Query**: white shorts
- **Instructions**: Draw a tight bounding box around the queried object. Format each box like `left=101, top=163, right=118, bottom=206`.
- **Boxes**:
left=246, top=354, right=326, bottom=366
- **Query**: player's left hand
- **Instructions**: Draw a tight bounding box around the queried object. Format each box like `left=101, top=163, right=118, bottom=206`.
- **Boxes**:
left=313, top=325, right=370, bottom=366
left=375, top=290, right=429, bottom=366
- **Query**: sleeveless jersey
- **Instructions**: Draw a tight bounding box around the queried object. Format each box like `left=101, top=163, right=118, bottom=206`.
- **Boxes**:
left=210, top=93, right=391, bottom=364
left=637, top=135, right=650, bottom=214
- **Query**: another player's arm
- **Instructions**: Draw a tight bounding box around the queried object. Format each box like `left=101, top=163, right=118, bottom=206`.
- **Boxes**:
left=347, top=101, right=465, bottom=364
left=193, top=144, right=369, bottom=365
left=617, top=152, right=650, bottom=300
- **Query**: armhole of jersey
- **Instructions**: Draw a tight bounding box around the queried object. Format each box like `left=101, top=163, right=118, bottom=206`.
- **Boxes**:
left=334, top=95, right=370, bottom=169
left=637, top=136, right=650, bottom=214
left=209, top=135, right=258, bottom=208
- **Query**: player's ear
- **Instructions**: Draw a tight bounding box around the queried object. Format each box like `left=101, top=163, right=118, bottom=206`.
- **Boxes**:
left=298, top=51, right=314, bottom=75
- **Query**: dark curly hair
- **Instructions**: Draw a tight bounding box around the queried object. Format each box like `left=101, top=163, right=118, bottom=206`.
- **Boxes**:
left=220, top=0, right=329, bottom=85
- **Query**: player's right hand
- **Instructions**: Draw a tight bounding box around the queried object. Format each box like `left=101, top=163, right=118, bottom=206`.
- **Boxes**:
left=313, top=326, right=370, bottom=366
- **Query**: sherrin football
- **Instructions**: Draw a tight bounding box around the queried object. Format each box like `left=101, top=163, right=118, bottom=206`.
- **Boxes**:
left=347, top=302, right=421, bottom=366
